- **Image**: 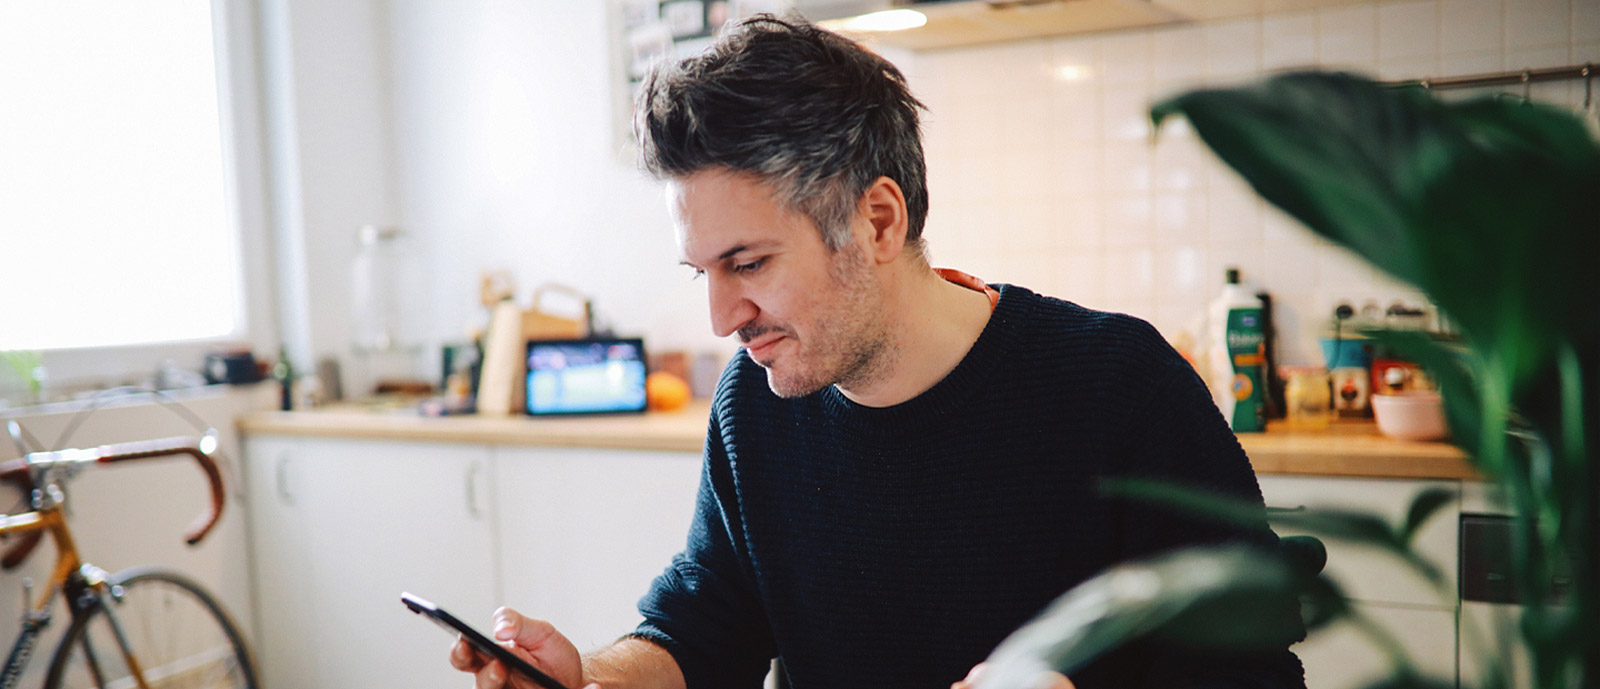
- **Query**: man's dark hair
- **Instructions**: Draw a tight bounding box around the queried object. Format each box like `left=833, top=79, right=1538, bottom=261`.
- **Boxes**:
left=634, top=15, right=929, bottom=258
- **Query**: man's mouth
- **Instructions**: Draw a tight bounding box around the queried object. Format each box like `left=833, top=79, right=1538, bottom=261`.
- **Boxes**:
left=743, top=333, right=785, bottom=360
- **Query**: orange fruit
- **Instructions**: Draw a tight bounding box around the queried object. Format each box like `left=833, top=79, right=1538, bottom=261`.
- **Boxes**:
left=646, top=371, right=691, bottom=411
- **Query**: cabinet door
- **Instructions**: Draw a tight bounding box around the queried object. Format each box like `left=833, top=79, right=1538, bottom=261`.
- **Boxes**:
left=1258, top=475, right=1460, bottom=607
left=495, top=447, right=702, bottom=652
left=1295, top=603, right=1457, bottom=689
left=246, top=436, right=497, bottom=688
left=1460, top=601, right=1532, bottom=689
left=1258, top=476, right=1461, bottom=689
left=243, top=435, right=316, bottom=689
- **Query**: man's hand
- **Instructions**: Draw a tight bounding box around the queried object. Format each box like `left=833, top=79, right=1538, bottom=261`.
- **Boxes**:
left=448, top=607, right=595, bottom=689
left=950, top=663, right=1076, bottom=689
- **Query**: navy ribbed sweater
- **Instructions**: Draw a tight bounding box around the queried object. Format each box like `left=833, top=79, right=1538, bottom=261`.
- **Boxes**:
left=634, top=284, right=1305, bottom=689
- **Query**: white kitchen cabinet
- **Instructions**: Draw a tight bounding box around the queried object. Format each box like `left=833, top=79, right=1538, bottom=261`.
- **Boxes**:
left=1259, top=475, right=1461, bottom=689
left=244, top=435, right=497, bottom=689
left=244, top=435, right=704, bottom=686
left=494, top=446, right=703, bottom=652
left=1460, top=601, right=1532, bottom=689
left=1294, top=604, right=1457, bottom=688
left=1260, top=475, right=1461, bottom=607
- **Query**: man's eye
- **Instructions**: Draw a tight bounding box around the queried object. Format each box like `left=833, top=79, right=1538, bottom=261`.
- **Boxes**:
left=688, top=267, right=706, bottom=280
left=733, top=258, right=765, bottom=274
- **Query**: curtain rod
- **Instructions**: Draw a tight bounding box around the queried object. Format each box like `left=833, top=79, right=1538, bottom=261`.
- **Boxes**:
left=1384, top=62, right=1593, bottom=91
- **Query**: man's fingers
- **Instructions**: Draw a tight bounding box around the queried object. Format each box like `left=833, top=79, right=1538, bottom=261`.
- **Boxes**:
left=475, top=660, right=505, bottom=689
left=492, top=606, right=563, bottom=650
left=953, top=665, right=1073, bottom=689
left=951, top=662, right=987, bottom=689
left=1026, top=671, right=1075, bottom=689
left=451, top=638, right=487, bottom=672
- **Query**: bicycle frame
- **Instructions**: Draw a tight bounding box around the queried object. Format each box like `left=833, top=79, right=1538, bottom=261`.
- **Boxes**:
left=0, top=503, right=109, bottom=689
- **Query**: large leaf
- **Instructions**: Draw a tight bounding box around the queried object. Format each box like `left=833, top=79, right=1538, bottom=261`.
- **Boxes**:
left=1105, top=478, right=1451, bottom=588
left=1400, top=485, right=1458, bottom=547
left=1355, top=674, right=1458, bottom=689
left=1105, top=478, right=1401, bottom=553
left=970, top=546, right=1303, bottom=689
left=1150, top=72, right=1600, bottom=395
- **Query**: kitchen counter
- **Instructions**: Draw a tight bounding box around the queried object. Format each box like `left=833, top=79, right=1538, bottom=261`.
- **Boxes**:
left=238, top=402, right=1478, bottom=480
left=239, top=400, right=715, bottom=453
left=1241, top=420, right=1477, bottom=480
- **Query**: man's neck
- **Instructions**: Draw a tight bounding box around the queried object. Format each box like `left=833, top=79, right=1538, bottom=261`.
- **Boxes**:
left=836, top=265, right=993, bottom=408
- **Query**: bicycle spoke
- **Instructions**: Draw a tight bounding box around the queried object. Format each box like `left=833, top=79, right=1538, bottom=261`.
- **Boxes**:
left=79, top=630, right=109, bottom=688
left=48, top=571, right=254, bottom=689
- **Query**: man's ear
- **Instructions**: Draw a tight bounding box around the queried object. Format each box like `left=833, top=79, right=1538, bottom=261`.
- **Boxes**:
left=857, top=176, right=909, bottom=264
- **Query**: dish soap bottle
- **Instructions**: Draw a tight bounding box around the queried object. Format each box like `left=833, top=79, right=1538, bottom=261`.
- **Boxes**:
left=1208, top=268, right=1266, bottom=432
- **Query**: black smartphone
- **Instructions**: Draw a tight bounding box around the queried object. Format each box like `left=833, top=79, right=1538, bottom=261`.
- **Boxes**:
left=401, top=592, right=574, bottom=689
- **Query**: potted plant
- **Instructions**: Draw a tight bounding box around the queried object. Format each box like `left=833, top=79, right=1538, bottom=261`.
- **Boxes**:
left=972, top=72, right=1599, bottom=689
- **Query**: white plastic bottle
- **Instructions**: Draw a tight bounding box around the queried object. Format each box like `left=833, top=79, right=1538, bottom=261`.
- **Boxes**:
left=1207, top=268, right=1267, bottom=432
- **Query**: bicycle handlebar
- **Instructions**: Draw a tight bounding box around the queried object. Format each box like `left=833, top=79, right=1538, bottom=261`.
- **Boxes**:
left=0, top=434, right=227, bottom=569
left=89, top=435, right=227, bottom=546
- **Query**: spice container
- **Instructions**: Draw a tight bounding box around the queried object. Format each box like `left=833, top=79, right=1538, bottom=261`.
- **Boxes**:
left=1281, top=366, right=1332, bottom=430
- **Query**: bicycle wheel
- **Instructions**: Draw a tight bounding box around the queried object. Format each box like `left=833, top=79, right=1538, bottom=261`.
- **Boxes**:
left=45, top=566, right=258, bottom=689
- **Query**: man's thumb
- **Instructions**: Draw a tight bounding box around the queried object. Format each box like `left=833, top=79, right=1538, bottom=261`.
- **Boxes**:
left=492, top=607, right=563, bottom=649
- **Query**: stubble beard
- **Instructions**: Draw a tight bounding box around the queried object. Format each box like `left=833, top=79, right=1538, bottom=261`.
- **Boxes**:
left=760, top=243, right=895, bottom=399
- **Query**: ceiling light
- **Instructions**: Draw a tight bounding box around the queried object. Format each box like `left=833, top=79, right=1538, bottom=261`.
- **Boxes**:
left=1052, top=64, right=1094, bottom=81
left=818, top=8, right=928, bottom=33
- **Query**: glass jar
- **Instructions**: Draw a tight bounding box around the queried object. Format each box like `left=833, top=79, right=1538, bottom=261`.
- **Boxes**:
left=349, top=225, right=425, bottom=396
left=1282, top=366, right=1332, bottom=430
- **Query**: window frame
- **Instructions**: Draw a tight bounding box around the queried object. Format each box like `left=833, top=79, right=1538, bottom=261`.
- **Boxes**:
left=7, top=0, right=278, bottom=395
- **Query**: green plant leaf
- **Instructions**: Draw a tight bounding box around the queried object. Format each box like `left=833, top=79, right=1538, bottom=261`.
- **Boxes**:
left=1267, top=507, right=1403, bottom=553
left=1100, top=477, right=1274, bottom=529
left=1105, top=478, right=1403, bottom=553
left=970, top=546, right=1304, bottom=689
left=1298, top=574, right=1349, bottom=633
left=1354, top=673, right=1458, bottom=689
left=1399, top=486, right=1458, bottom=547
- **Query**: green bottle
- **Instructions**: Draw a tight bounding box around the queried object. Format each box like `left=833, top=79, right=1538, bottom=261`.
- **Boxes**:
left=1207, top=268, right=1266, bottom=432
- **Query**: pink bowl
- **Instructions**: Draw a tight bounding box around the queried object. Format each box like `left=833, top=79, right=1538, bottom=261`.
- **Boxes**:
left=1372, top=391, right=1449, bottom=441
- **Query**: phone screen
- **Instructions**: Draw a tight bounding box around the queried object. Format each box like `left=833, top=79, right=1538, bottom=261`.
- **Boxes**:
left=401, top=592, right=574, bottom=689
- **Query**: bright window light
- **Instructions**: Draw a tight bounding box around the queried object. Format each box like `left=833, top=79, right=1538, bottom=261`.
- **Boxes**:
left=0, top=2, right=242, bottom=351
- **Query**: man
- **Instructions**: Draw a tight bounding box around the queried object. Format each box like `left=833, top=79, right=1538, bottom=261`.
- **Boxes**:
left=452, top=15, right=1304, bottom=689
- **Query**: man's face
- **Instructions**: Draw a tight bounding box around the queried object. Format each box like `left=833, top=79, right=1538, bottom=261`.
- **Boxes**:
left=671, top=169, right=891, bottom=398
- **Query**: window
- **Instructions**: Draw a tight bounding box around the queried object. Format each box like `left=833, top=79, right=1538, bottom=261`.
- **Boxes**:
left=0, top=2, right=245, bottom=351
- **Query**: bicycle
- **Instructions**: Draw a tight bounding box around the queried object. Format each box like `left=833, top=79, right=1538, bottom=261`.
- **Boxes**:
left=0, top=420, right=257, bottom=689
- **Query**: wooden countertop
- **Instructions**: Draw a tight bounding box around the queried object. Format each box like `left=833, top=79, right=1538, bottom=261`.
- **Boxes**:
left=1239, top=420, right=1478, bottom=480
left=239, top=402, right=1478, bottom=480
left=239, top=400, right=714, bottom=453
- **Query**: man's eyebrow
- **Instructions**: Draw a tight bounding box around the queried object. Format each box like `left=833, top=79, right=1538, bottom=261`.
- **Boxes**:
left=681, top=241, right=779, bottom=268
left=718, top=244, right=754, bottom=261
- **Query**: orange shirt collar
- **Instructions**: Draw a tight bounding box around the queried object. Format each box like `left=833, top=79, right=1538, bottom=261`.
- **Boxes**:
left=934, top=267, right=999, bottom=313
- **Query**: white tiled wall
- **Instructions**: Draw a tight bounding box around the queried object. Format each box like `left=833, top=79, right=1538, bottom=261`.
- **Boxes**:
left=902, top=0, right=1598, bottom=366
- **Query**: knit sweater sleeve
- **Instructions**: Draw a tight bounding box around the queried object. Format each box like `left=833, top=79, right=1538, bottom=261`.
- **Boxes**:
left=1084, top=317, right=1306, bottom=689
left=631, top=406, right=776, bottom=689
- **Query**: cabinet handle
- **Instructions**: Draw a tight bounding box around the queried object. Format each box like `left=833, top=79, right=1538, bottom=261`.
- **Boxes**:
left=1266, top=505, right=1307, bottom=514
left=465, top=461, right=482, bottom=519
left=275, top=455, right=295, bottom=506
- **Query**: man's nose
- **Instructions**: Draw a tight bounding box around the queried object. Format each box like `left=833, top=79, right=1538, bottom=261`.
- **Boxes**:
left=707, top=274, right=757, bottom=339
